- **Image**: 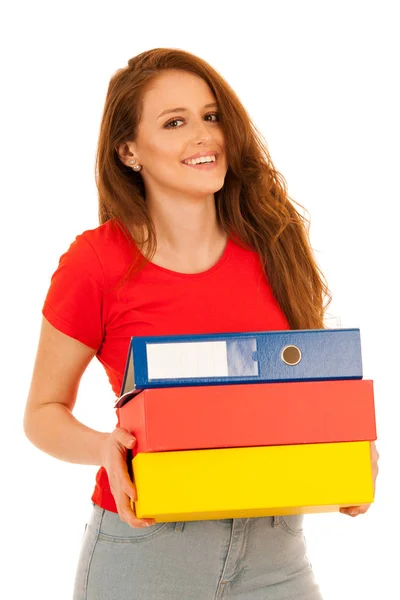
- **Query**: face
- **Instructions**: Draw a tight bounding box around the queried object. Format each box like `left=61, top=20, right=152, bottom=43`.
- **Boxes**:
left=119, top=70, right=228, bottom=201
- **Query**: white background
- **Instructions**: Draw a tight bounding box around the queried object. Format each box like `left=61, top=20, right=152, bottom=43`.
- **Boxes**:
left=2, top=1, right=399, bottom=598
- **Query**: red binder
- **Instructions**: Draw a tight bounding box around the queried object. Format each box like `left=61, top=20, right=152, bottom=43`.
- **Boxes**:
left=118, top=379, right=376, bottom=455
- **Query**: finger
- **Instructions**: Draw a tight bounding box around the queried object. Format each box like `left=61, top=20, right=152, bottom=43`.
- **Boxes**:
left=121, top=477, right=138, bottom=503
left=370, top=442, right=379, bottom=481
left=129, top=499, right=157, bottom=527
left=109, top=470, right=137, bottom=503
left=117, top=493, right=156, bottom=528
left=116, top=428, right=137, bottom=449
left=340, top=506, right=359, bottom=516
left=370, top=441, right=379, bottom=462
left=355, top=504, right=370, bottom=514
left=108, top=452, right=138, bottom=498
left=340, top=504, right=370, bottom=516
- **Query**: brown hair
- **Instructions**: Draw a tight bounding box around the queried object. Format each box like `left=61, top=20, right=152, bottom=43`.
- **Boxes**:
left=95, top=48, right=332, bottom=330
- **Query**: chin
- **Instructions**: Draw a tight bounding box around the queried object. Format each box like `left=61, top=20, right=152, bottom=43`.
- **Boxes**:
left=201, top=174, right=227, bottom=193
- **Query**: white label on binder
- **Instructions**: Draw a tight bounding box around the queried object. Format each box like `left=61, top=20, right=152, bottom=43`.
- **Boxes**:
left=146, top=341, right=229, bottom=380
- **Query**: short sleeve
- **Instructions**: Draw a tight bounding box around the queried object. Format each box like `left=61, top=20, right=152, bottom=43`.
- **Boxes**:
left=42, top=234, right=105, bottom=350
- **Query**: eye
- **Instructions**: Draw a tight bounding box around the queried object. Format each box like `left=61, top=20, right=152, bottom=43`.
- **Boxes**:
left=164, top=118, right=185, bottom=129
left=206, top=112, right=220, bottom=122
left=164, top=112, right=220, bottom=129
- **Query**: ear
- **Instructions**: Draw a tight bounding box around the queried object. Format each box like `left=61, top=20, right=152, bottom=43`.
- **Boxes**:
left=116, top=141, right=138, bottom=167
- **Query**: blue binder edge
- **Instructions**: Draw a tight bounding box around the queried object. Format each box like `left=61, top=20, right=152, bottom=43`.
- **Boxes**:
left=115, top=328, right=362, bottom=402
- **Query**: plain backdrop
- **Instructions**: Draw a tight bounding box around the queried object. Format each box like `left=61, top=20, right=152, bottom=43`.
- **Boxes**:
left=2, top=1, right=399, bottom=598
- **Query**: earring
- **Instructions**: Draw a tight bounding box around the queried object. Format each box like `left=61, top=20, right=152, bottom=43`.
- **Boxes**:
left=129, top=158, right=142, bottom=171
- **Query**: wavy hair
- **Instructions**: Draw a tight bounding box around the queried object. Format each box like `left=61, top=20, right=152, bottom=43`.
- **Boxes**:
left=95, top=48, right=332, bottom=330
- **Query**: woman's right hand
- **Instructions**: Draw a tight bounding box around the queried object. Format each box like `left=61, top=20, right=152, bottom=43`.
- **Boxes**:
left=101, top=427, right=156, bottom=528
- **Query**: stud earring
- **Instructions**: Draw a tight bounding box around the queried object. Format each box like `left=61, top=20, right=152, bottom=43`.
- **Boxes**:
left=129, top=158, right=142, bottom=171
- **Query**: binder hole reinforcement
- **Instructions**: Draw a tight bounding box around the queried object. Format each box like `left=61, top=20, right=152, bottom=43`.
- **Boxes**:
left=281, top=345, right=302, bottom=366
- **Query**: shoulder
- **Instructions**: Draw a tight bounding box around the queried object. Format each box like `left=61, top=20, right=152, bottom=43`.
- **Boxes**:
left=58, top=219, right=138, bottom=287
left=77, top=218, right=130, bottom=252
left=228, top=234, right=261, bottom=262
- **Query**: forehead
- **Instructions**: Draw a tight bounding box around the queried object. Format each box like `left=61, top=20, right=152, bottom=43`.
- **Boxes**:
left=142, top=70, right=215, bottom=115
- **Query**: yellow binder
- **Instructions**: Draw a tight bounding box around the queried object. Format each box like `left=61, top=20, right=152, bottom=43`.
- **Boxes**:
left=132, top=441, right=374, bottom=521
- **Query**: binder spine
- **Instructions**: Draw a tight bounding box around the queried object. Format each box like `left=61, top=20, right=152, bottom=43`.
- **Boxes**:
left=127, top=329, right=362, bottom=391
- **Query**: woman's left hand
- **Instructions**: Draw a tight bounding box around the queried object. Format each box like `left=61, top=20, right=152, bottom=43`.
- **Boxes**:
left=339, top=441, right=379, bottom=517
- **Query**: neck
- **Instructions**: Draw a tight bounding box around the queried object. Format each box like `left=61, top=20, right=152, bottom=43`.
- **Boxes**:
left=147, top=191, right=224, bottom=255
left=139, top=190, right=228, bottom=273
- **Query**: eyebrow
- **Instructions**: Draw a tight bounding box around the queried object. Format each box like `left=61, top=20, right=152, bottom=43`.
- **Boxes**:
left=157, top=102, right=218, bottom=119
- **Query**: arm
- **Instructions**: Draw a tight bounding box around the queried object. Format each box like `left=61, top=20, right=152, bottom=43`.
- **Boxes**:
left=23, top=316, right=155, bottom=527
left=23, top=316, right=108, bottom=465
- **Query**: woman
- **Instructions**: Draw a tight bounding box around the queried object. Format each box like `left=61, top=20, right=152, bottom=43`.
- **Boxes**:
left=23, top=48, right=378, bottom=599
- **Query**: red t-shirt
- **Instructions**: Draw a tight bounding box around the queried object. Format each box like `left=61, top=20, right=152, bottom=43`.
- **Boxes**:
left=42, top=219, right=290, bottom=512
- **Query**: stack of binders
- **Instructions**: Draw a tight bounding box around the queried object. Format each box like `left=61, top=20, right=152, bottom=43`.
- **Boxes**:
left=115, top=329, right=377, bottom=522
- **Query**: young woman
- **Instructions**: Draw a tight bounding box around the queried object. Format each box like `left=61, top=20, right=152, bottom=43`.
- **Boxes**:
left=24, top=48, right=378, bottom=600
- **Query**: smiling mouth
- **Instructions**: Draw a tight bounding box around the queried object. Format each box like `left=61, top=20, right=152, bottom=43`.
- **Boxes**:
left=181, top=156, right=219, bottom=169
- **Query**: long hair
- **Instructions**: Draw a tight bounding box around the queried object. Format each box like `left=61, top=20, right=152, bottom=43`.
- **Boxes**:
left=95, top=48, right=332, bottom=330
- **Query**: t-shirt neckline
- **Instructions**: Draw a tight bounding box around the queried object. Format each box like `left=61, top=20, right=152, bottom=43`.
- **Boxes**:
left=140, top=236, right=233, bottom=279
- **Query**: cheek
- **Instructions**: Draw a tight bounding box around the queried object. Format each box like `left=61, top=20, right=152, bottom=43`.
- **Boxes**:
left=141, top=142, right=185, bottom=182
left=146, top=136, right=182, bottom=161
left=136, top=128, right=178, bottom=163
left=217, top=128, right=226, bottom=147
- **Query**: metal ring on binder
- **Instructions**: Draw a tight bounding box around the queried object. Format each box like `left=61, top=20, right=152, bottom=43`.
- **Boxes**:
left=281, top=345, right=302, bottom=366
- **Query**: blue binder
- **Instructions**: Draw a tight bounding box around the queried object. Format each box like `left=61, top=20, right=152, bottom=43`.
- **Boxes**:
left=119, top=329, right=363, bottom=395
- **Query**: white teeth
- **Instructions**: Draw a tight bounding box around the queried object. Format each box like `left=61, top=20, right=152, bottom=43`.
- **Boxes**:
left=184, top=155, right=217, bottom=165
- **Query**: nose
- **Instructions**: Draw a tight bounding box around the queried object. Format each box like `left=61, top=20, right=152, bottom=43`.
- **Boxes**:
left=192, top=119, right=213, bottom=144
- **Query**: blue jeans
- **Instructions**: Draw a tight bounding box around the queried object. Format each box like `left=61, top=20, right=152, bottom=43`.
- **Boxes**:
left=73, top=503, right=323, bottom=599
